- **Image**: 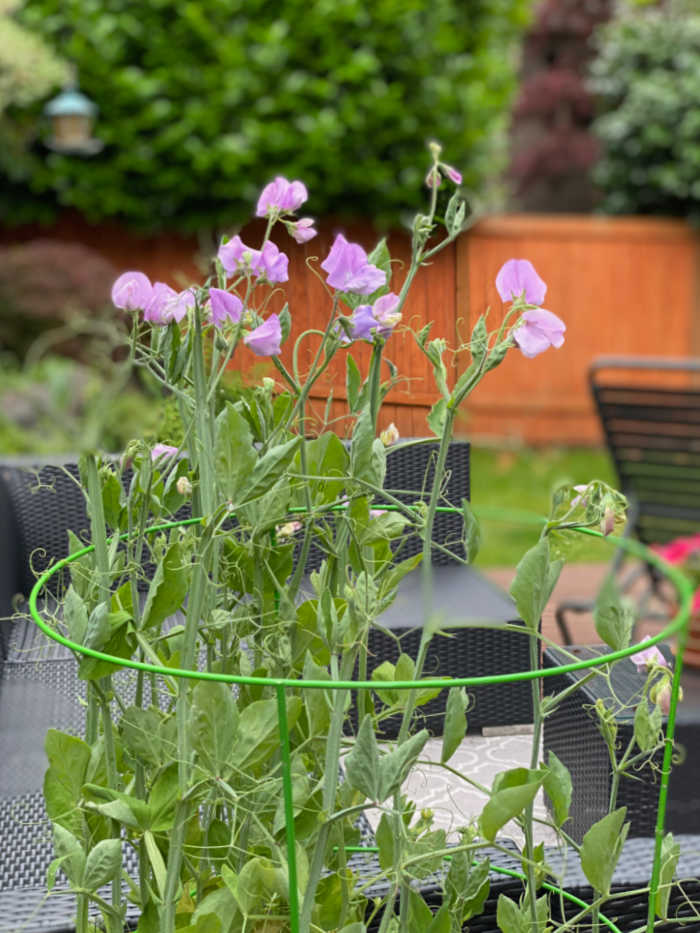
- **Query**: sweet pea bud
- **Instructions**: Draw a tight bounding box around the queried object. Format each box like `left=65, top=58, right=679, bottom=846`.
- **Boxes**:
left=276, top=520, right=303, bottom=540
left=176, top=476, right=192, bottom=496
left=262, top=377, right=275, bottom=393
left=600, top=506, right=615, bottom=536
left=428, top=140, right=443, bottom=159
left=380, top=423, right=400, bottom=447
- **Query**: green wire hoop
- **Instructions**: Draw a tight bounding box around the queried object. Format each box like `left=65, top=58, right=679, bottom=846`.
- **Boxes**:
left=28, top=506, right=693, bottom=933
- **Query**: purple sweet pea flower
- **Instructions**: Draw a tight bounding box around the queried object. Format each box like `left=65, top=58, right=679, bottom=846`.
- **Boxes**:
left=209, top=288, right=243, bottom=328
left=256, top=177, right=308, bottom=217
left=496, top=259, right=547, bottom=306
left=321, top=234, right=387, bottom=295
left=349, top=292, right=401, bottom=341
left=151, top=443, right=179, bottom=461
left=260, top=241, right=289, bottom=283
left=112, top=271, right=153, bottom=311
left=513, top=308, right=566, bottom=359
left=244, top=314, right=282, bottom=356
left=217, top=235, right=288, bottom=283
left=290, top=218, right=318, bottom=243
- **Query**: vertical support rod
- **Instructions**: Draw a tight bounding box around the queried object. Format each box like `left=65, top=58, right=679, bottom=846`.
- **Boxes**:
left=277, top=683, right=299, bottom=933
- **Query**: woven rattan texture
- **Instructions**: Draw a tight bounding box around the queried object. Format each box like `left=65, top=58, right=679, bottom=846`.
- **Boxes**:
left=543, top=645, right=700, bottom=842
left=349, top=623, right=532, bottom=738
left=300, top=440, right=470, bottom=573
left=593, top=379, right=700, bottom=546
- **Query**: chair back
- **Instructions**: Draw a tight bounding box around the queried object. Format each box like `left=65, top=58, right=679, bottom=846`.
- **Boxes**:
left=590, top=356, right=700, bottom=545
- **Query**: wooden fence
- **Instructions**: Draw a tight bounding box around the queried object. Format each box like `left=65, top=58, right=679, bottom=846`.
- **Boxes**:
left=4, top=213, right=698, bottom=445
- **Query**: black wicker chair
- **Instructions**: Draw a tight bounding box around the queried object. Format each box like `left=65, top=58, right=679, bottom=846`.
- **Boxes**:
left=556, top=356, right=700, bottom=644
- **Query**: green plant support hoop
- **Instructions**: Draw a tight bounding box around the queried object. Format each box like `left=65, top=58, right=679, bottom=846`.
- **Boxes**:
left=29, top=506, right=694, bottom=933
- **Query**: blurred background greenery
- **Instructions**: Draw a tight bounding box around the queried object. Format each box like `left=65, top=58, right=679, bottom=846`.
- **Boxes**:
left=0, top=0, right=692, bottom=568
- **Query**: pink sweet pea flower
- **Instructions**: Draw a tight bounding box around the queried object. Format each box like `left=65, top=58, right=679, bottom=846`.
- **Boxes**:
left=144, top=282, right=178, bottom=325
left=151, top=443, right=179, bottom=461
left=321, top=234, right=387, bottom=295
left=496, top=259, right=547, bottom=306
left=442, top=163, right=462, bottom=185
left=630, top=636, right=669, bottom=672
left=290, top=218, right=318, bottom=243
left=256, top=177, right=308, bottom=217
left=209, top=288, right=243, bottom=328
left=112, top=271, right=153, bottom=311
left=513, top=308, right=566, bottom=359
left=244, top=314, right=282, bottom=356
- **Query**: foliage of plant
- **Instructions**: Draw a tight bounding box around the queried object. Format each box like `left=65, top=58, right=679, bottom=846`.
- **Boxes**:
left=590, top=1, right=700, bottom=218
left=508, top=0, right=612, bottom=212
left=32, top=147, right=684, bottom=933
left=0, top=239, right=120, bottom=361
left=4, top=0, right=531, bottom=232
left=0, top=0, right=68, bottom=181
left=0, top=356, right=163, bottom=454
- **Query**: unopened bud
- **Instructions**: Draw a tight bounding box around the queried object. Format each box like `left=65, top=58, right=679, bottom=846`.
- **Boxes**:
left=176, top=476, right=192, bottom=496
left=380, top=423, right=400, bottom=447
left=601, top=505, right=616, bottom=536
left=276, top=520, right=303, bottom=540
left=262, top=377, right=275, bottom=392
left=428, top=140, right=443, bottom=159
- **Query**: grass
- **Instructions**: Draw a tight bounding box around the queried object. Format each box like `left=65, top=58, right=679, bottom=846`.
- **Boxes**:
left=469, top=446, right=617, bottom=569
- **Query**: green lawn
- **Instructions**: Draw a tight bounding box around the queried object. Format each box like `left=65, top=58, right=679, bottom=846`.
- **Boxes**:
left=468, top=446, right=617, bottom=568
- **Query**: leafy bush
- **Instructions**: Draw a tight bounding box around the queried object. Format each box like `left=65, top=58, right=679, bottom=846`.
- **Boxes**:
left=0, top=239, right=118, bottom=360
left=0, top=356, right=165, bottom=453
left=590, top=4, right=700, bottom=217
left=5, top=0, right=530, bottom=232
left=0, top=0, right=68, bottom=182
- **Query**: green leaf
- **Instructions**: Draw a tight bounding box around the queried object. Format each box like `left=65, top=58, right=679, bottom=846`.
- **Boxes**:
left=82, top=784, right=153, bottom=831
left=580, top=807, right=629, bottom=895
left=351, top=409, right=385, bottom=488
left=232, top=697, right=301, bottom=771
left=470, top=315, right=489, bottom=365
left=338, top=924, right=368, bottom=933
left=140, top=540, right=190, bottom=631
left=298, top=432, right=348, bottom=505
left=509, top=537, right=563, bottom=632
left=52, top=823, right=85, bottom=888
left=214, top=402, right=256, bottom=502
left=594, top=577, right=634, bottom=651
left=43, top=729, right=91, bottom=836
left=496, top=894, right=526, bottom=933
left=346, top=354, right=362, bottom=412
left=241, top=435, right=301, bottom=505
left=480, top=768, right=546, bottom=842
left=542, top=751, right=572, bottom=828
left=279, top=303, right=291, bottom=343
left=100, top=468, right=123, bottom=530
left=405, top=887, right=433, bottom=931
left=427, top=398, right=447, bottom=437
left=345, top=714, right=380, bottom=801
left=83, top=838, right=121, bottom=891
left=462, top=498, right=481, bottom=563
left=441, top=687, right=467, bottom=763
left=634, top=699, right=662, bottom=753
left=120, top=706, right=170, bottom=768
left=366, top=237, right=392, bottom=287
left=445, top=851, right=491, bottom=923
left=377, top=729, right=429, bottom=802
left=190, top=681, right=239, bottom=774
left=376, top=812, right=397, bottom=874
left=144, top=829, right=167, bottom=900
left=655, top=831, right=680, bottom=920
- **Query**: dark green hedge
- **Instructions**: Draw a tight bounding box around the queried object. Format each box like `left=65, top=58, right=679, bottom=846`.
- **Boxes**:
left=5, top=0, right=530, bottom=233
left=590, top=6, right=700, bottom=219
